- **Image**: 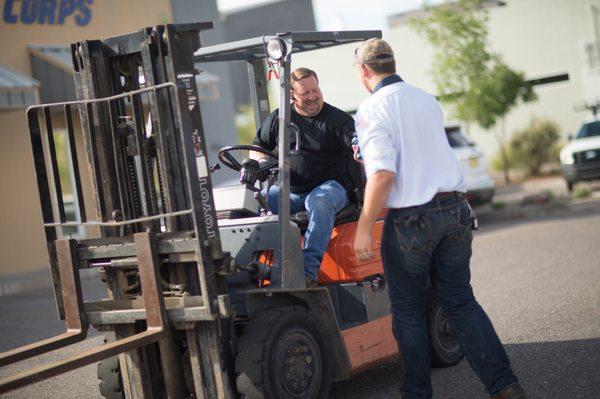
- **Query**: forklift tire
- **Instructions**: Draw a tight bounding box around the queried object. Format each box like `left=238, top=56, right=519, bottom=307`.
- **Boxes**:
left=427, top=292, right=463, bottom=368
left=97, top=334, right=125, bottom=399
left=235, top=306, right=332, bottom=399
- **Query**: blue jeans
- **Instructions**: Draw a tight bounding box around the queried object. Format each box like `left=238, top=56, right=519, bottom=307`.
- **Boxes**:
left=382, top=195, right=518, bottom=398
left=265, top=180, right=348, bottom=280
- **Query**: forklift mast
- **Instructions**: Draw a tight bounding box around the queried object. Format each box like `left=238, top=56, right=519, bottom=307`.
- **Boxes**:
left=0, top=22, right=236, bottom=398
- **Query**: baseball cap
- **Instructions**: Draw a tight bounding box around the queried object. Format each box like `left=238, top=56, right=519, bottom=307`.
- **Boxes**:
left=354, top=38, right=395, bottom=65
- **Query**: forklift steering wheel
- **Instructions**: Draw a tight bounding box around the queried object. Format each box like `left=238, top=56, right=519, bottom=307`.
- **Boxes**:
left=218, top=145, right=278, bottom=173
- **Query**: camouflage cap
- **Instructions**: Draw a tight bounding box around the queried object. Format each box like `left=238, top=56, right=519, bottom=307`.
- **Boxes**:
left=354, top=38, right=395, bottom=65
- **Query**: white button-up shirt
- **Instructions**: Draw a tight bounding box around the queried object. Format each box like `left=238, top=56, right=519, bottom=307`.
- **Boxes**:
left=355, top=81, right=466, bottom=209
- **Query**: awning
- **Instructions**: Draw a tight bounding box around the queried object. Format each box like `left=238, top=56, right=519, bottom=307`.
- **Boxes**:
left=0, top=64, right=38, bottom=109
left=28, top=45, right=76, bottom=103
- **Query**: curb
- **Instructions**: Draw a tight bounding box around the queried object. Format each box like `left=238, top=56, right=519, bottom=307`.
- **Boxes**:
left=0, top=268, right=99, bottom=297
left=476, top=197, right=600, bottom=226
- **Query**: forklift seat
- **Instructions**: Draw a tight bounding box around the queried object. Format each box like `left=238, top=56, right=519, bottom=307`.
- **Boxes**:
left=291, top=202, right=360, bottom=229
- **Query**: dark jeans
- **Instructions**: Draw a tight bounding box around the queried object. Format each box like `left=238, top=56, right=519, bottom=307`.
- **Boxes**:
left=381, top=195, right=518, bottom=398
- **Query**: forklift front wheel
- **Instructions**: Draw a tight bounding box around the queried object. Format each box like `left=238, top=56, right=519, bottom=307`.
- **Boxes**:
left=235, top=306, right=332, bottom=399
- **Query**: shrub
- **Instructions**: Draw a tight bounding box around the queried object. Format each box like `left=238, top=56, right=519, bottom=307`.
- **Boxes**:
left=509, top=118, right=560, bottom=176
left=491, top=201, right=506, bottom=210
left=572, top=186, right=592, bottom=199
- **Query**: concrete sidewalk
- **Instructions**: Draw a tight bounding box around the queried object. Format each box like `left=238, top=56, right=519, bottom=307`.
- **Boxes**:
left=475, top=175, right=600, bottom=224
left=492, top=174, right=599, bottom=203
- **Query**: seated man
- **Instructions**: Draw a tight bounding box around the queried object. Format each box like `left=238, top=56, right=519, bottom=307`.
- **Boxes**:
left=250, top=67, right=357, bottom=287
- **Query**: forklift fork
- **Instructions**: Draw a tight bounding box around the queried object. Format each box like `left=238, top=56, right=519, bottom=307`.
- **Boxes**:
left=0, top=232, right=166, bottom=394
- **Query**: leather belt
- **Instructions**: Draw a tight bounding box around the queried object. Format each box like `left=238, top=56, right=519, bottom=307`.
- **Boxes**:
left=389, top=191, right=464, bottom=211
left=433, top=191, right=464, bottom=199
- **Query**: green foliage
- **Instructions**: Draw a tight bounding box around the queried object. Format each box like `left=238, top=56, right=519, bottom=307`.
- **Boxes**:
left=491, top=146, right=517, bottom=171
left=411, top=0, right=490, bottom=123
left=235, top=103, right=257, bottom=145
left=471, top=60, right=536, bottom=129
left=509, top=118, right=560, bottom=176
left=411, top=0, right=536, bottom=130
left=572, top=186, right=592, bottom=199
left=53, top=130, right=73, bottom=197
left=490, top=201, right=506, bottom=210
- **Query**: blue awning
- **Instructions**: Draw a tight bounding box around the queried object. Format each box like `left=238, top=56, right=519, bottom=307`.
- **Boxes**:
left=0, top=64, right=38, bottom=109
left=28, top=45, right=75, bottom=104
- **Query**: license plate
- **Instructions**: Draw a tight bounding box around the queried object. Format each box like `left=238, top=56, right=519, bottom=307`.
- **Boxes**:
left=469, top=157, right=479, bottom=168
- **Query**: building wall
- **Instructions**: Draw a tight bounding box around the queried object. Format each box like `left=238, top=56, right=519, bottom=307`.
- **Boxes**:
left=294, top=0, right=600, bottom=159
left=0, top=0, right=173, bottom=75
left=0, top=0, right=174, bottom=275
left=171, top=0, right=241, bottom=185
left=0, top=109, right=48, bottom=274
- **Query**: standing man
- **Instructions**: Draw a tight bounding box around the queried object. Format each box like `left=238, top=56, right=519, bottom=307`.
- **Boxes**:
left=251, top=67, right=358, bottom=287
left=352, top=38, right=525, bottom=399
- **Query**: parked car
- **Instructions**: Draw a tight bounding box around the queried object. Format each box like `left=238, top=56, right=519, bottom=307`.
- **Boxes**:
left=560, top=120, right=600, bottom=191
left=445, top=126, right=495, bottom=205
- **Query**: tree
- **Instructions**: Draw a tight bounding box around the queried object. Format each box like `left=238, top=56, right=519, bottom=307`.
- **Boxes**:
left=411, top=0, right=536, bottom=182
left=473, top=59, right=536, bottom=182
left=411, top=0, right=490, bottom=123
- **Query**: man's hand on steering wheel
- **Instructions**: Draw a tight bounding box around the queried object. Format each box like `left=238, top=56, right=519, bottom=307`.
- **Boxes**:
left=218, top=145, right=278, bottom=183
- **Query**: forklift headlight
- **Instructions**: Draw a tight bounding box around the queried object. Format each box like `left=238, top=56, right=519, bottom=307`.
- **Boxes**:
left=266, top=38, right=286, bottom=60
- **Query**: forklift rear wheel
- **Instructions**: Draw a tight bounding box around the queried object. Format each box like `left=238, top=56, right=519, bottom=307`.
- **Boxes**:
left=427, top=292, right=463, bottom=368
left=97, top=334, right=125, bottom=399
left=236, top=306, right=332, bottom=399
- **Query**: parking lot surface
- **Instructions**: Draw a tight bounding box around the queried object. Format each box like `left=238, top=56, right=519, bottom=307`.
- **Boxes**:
left=1, top=210, right=599, bottom=398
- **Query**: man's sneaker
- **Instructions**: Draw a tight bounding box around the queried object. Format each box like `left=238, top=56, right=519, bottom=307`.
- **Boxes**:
left=490, top=384, right=527, bottom=399
left=304, top=275, right=318, bottom=288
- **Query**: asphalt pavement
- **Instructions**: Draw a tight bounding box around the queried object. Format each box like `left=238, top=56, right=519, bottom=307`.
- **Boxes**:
left=1, top=209, right=599, bottom=398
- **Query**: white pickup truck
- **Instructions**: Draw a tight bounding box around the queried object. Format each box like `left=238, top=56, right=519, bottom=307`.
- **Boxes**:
left=560, top=120, right=600, bottom=191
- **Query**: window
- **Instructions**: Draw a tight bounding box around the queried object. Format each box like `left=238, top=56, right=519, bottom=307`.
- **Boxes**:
left=592, top=5, right=600, bottom=55
left=528, top=73, right=569, bottom=87
left=576, top=121, right=600, bottom=139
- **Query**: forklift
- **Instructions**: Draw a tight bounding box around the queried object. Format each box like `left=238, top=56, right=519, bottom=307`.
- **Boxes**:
left=0, top=23, right=462, bottom=398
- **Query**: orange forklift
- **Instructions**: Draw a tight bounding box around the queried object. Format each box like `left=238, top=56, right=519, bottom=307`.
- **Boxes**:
left=0, top=23, right=461, bottom=398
